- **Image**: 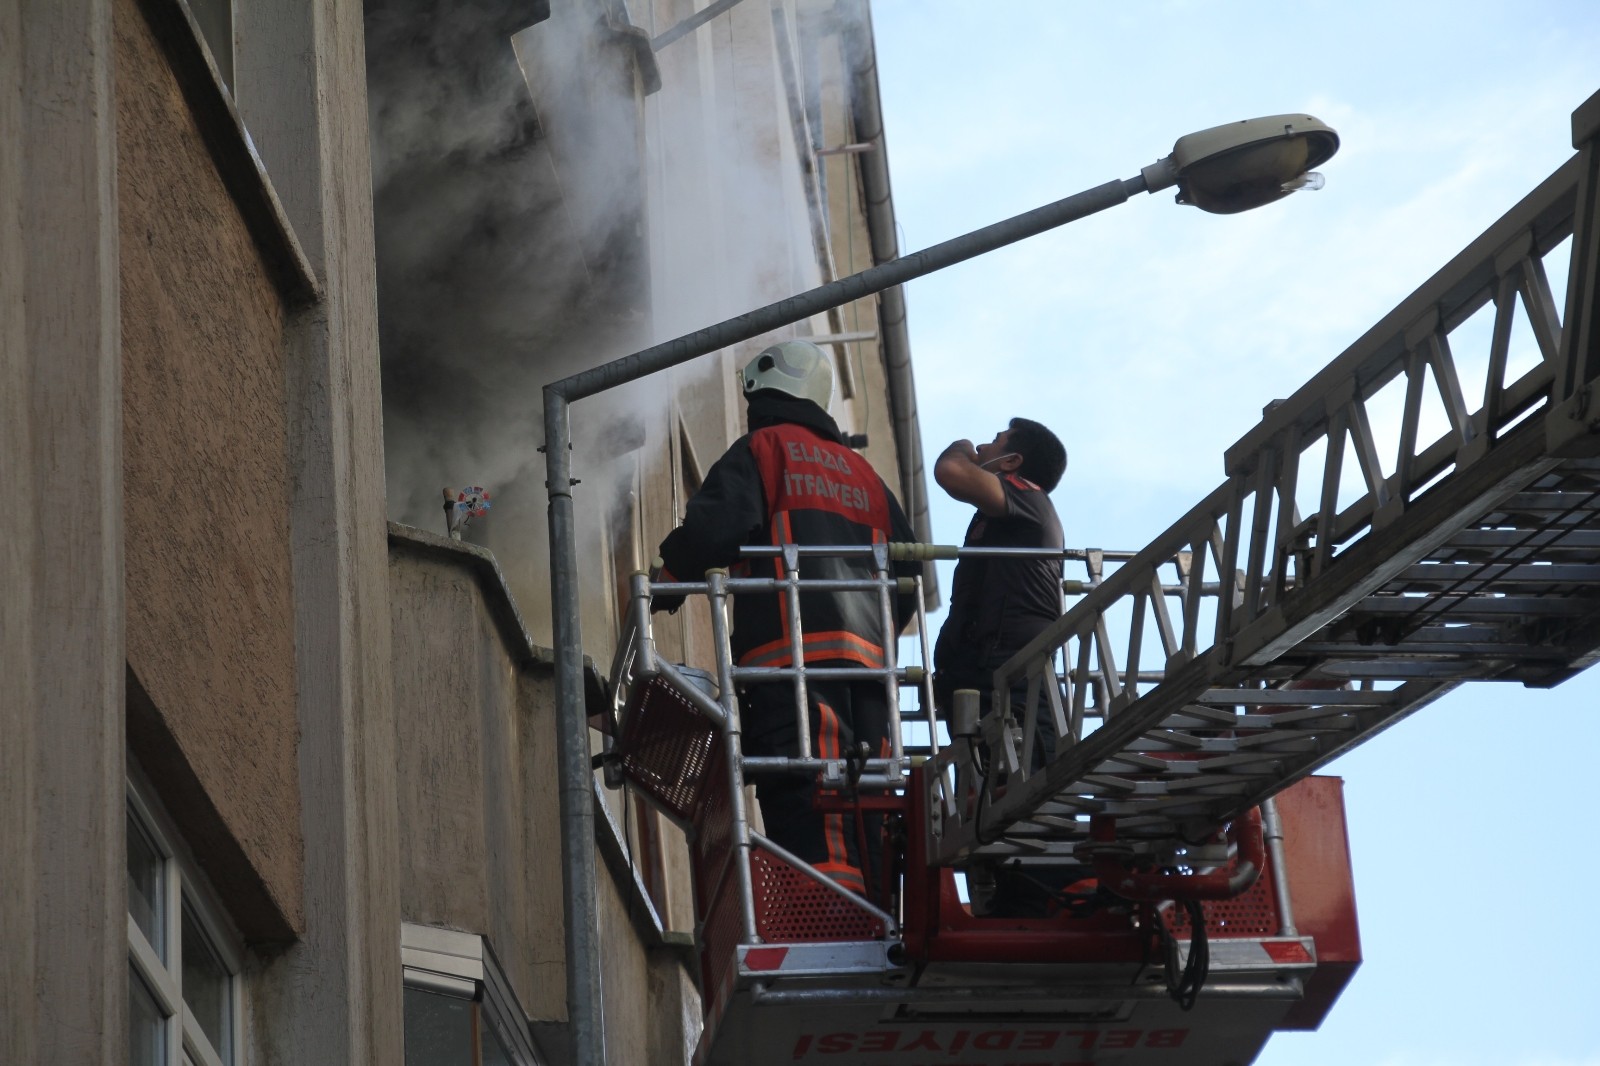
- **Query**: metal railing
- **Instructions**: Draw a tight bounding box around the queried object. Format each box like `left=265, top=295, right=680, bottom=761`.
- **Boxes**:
left=612, top=544, right=929, bottom=944
left=609, top=542, right=1141, bottom=945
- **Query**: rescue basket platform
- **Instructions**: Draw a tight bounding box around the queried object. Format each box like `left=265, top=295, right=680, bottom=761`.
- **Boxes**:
left=608, top=555, right=1361, bottom=1066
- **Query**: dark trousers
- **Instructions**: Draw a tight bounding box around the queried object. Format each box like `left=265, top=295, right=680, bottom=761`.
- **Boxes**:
left=935, top=659, right=1061, bottom=771
left=937, top=660, right=1090, bottom=917
left=741, top=676, right=889, bottom=897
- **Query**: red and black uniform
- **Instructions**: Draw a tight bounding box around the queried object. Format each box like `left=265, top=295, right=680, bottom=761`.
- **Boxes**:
left=656, top=391, right=915, bottom=893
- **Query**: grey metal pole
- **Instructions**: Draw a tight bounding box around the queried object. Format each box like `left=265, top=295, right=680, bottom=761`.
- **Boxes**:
left=650, top=0, right=747, bottom=50
left=781, top=544, right=813, bottom=760
left=707, top=569, right=761, bottom=944
left=541, top=172, right=1149, bottom=1064
left=873, top=543, right=904, bottom=780
left=913, top=575, right=940, bottom=759
left=543, top=389, right=606, bottom=1066
left=547, top=175, right=1146, bottom=406
left=1260, top=796, right=1298, bottom=937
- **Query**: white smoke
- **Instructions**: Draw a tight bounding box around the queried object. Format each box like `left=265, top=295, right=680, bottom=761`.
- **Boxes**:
left=367, top=0, right=867, bottom=644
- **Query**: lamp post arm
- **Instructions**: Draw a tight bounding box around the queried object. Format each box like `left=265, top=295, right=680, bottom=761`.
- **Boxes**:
left=547, top=173, right=1148, bottom=405
left=1142, top=155, right=1180, bottom=194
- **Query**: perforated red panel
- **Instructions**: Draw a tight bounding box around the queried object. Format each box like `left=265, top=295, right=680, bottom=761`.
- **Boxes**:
left=691, top=746, right=734, bottom=915
left=618, top=676, right=719, bottom=822
left=1165, top=862, right=1280, bottom=938
left=699, top=859, right=744, bottom=998
left=750, top=848, right=885, bottom=942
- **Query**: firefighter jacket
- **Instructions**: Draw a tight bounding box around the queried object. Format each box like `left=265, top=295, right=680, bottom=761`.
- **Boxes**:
left=656, top=391, right=918, bottom=668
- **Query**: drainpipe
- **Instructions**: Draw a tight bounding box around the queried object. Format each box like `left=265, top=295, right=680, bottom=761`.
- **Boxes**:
left=543, top=391, right=606, bottom=1066
left=546, top=157, right=1150, bottom=1065
left=840, top=0, right=935, bottom=603
left=649, top=0, right=748, bottom=51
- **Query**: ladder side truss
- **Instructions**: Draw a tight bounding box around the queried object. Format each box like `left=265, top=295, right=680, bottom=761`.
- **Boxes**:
left=931, top=130, right=1600, bottom=865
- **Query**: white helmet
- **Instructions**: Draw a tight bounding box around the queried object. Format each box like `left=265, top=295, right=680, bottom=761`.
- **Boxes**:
left=741, top=340, right=833, bottom=408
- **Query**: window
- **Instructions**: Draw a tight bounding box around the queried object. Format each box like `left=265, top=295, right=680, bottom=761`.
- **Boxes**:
left=185, top=0, right=235, bottom=91
left=401, top=924, right=543, bottom=1066
left=127, top=783, right=243, bottom=1066
left=676, top=418, right=704, bottom=497
left=405, top=987, right=517, bottom=1066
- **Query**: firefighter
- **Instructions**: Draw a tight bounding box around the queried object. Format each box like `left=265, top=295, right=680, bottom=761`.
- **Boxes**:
left=653, top=339, right=917, bottom=896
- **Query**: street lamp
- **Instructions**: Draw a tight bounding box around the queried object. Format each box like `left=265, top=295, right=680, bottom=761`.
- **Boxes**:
left=1145, top=113, right=1341, bottom=214
left=539, top=112, right=1339, bottom=1066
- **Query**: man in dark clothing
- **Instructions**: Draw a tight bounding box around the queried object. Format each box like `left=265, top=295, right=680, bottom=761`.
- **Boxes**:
left=654, top=339, right=917, bottom=896
left=933, top=417, right=1068, bottom=730
left=932, top=417, right=1071, bottom=915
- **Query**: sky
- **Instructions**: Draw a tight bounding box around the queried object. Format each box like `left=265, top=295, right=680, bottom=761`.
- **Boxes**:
left=867, top=3, right=1600, bottom=1065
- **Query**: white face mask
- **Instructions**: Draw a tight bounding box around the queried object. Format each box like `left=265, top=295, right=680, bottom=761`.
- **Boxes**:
left=978, top=452, right=1019, bottom=471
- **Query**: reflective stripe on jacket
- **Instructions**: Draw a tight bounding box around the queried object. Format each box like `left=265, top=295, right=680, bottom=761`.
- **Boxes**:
left=657, top=409, right=916, bottom=667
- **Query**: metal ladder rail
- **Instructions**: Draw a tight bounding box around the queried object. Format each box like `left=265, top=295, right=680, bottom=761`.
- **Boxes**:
left=929, top=130, right=1600, bottom=866
left=966, top=449, right=1600, bottom=865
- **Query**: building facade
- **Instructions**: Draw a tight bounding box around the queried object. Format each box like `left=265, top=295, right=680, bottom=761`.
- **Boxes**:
left=2, top=0, right=925, bottom=1062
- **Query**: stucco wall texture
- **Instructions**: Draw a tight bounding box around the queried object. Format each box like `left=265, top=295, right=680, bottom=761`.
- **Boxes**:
left=388, top=529, right=699, bottom=1055
left=389, top=545, right=556, bottom=1016
left=116, top=0, right=303, bottom=937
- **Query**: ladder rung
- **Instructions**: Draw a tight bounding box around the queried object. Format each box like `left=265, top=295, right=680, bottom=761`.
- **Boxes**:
left=1197, top=688, right=1398, bottom=706
left=1354, top=594, right=1600, bottom=616
left=1396, top=562, right=1600, bottom=584
left=1235, top=708, right=1357, bottom=727
left=1445, top=528, right=1600, bottom=549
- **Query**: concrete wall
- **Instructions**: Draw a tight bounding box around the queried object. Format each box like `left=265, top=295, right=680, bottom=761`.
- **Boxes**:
left=113, top=0, right=406, bottom=1060
left=388, top=534, right=548, bottom=1006
left=240, top=0, right=408, bottom=1048
left=1, top=0, right=126, bottom=1059
left=6, top=0, right=406, bottom=1052
left=388, top=526, right=700, bottom=1060
left=116, top=0, right=303, bottom=941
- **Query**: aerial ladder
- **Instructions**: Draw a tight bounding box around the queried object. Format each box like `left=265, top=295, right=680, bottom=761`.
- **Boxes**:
left=607, top=542, right=1357, bottom=1065
left=590, top=94, right=1600, bottom=1064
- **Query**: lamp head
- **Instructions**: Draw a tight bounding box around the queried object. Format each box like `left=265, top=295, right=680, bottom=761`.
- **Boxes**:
left=1142, top=114, right=1340, bottom=215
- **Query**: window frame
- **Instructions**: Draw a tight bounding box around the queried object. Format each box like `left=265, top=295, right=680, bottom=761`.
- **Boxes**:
left=127, top=777, right=245, bottom=1066
left=401, top=923, right=544, bottom=1066
left=180, top=0, right=236, bottom=95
